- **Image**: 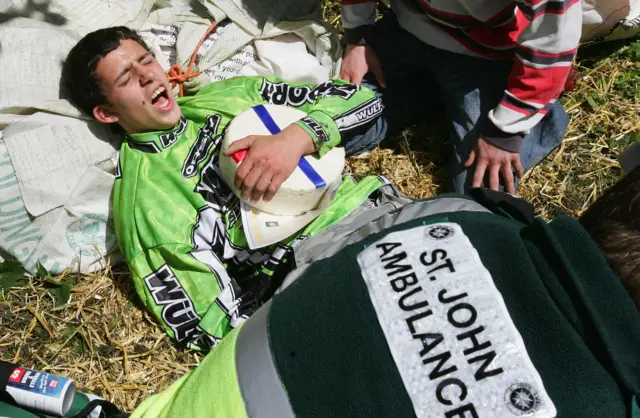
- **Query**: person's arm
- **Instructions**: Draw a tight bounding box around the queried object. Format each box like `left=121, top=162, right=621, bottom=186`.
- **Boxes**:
left=246, top=75, right=382, bottom=156
left=224, top=76, right=383, bottom=201
left=288, top=78, right=382, bottom=157
left=339, top=0, right=387, bottom=87
left=468, top=1, right=582, bottom=193
left=128, top=243, right=249, bottom=351
left=484, top=1, right=582, bottom=149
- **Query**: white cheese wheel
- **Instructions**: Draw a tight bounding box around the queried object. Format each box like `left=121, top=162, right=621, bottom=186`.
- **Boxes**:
left=219, top=104, right=345, bottom=216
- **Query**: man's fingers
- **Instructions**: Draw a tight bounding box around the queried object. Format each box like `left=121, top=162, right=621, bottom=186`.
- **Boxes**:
left=251, top=172, right=273, bottom=203
left=224, top=136, right=254, bottom=156
left=489, top=164, right=501, bottom=191
left=240, top=164, right=262, bottom=200
left=263, top=174, right=285, bottom=202
left=502, top=165, right=516, bottom=195
left=234, top=158, right=253, bottom=190
left=513, top=157, right=524, bottom=179
left=235, top=156, right=260, bottom=192
left=464, top=149, right=476, bottom=168
left=340, top=67, right=363, bottom=84
left=345, top=70, right=364, bottom=85
left=339, top=69, right=351, bottom=83
left=472, top=159, right=488, bottom=188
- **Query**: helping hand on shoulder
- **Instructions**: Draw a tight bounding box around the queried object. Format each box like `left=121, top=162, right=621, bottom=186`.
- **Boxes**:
left=223, top=124, right=317, bottom=203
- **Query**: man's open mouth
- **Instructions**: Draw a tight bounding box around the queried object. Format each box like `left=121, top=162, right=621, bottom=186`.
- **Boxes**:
left=151, top=86, right=171, bottom=110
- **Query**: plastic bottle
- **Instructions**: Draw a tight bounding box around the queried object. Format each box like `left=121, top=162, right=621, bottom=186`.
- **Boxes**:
left=3, top=364, right=76, bottom=417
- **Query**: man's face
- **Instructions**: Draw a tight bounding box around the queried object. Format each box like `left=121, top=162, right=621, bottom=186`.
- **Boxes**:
left=93, top=39, right=181, bottom=134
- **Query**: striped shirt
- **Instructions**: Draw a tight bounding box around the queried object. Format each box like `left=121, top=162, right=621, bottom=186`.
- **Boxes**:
left=342, top=0, right=582, bottom=144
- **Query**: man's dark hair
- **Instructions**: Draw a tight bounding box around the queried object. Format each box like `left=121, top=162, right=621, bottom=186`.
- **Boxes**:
left=62, top=26, right=150, bottom=116
left=580, top=166, right=640, bottom=310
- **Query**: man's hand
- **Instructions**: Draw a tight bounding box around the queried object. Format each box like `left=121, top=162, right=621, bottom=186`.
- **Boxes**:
left=223, top=124, right=317, bottom=203
left=464, top=138, right=524, bottom=194
left=339, top=44, right=386, bottom=88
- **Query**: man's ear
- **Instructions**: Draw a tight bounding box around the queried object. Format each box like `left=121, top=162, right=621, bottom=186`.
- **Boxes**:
left=93, top=104, right=119, bottom=124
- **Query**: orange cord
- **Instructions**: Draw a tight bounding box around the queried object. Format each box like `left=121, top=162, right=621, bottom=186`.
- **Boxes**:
left=167, top=21, right=218, bottom=97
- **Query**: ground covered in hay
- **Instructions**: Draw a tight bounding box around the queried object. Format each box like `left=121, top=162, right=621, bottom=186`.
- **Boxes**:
left=1, top=3, right=639, bottom=412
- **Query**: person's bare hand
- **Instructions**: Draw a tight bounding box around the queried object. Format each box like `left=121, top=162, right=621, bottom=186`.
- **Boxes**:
left=339, top=44, right=386, bottom=88
left=223, top=124, right=317, bottom=203
left=464, top=138, right=524, bottom=194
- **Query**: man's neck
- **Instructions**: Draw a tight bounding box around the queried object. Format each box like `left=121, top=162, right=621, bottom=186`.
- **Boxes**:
left=125, top=115, right=188, bottom=152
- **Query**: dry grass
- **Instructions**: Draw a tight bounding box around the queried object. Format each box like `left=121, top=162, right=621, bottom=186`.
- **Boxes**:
left=1, top=3, right=638, bottom=413
left=0, top=265, right=200, bottom=410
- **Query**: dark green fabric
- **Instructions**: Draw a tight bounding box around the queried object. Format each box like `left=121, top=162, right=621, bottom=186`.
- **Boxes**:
left=0, top=401, right=35, bottom=418
left=268, top=211, right=640, bottom=418
left=0, top=392, right=103, bottom=417
left=268, top=239, right=416, bottom=418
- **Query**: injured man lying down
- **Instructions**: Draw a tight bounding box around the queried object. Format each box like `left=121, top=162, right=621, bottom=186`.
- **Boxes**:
left=62, top=26, right=387, bottom=350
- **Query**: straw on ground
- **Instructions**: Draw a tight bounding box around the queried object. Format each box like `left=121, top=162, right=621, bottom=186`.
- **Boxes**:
left=0, top=3, right=638, bottom=411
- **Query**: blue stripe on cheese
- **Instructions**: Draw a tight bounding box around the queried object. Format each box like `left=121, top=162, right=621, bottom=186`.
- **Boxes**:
left=252, top=105, right=326, bottom=189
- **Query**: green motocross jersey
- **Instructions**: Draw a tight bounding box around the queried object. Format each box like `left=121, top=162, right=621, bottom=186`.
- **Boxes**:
left=114, top=75, right=386, bottom=351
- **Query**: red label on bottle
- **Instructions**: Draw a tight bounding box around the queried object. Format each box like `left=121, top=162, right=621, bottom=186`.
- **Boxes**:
left=9, top=368, right=25, bottom=383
